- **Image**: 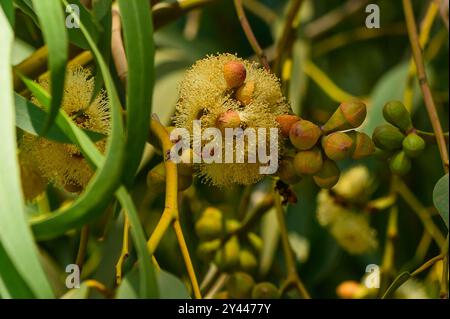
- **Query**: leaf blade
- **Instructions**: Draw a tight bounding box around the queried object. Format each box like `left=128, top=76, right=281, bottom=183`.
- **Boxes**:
left=32, top=0, right=68, bottom=134
left=0, top=8, right=54, bottom=299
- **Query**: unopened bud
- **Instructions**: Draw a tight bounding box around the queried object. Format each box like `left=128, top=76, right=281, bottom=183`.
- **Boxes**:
left=236, top=81, right=255, bottom=105
left=321, top=132, right=354, bottom=161
left=147, top=162, right=192, bottom=192
left=372, top=124, right=405, bottom=150
left=313, top=159, right=340, bottom=189
left=227, top=272, right=255, bottom=299
left=389, top=151, right=411, bottom=175
left=215, top=236, right=240, bottom=271
left=322, top=101, right=367, bottom=134
left=402, top=132, right=425, bottom=158
left=336, top=281, right=362, bottom=299
left=239, top=249, right=258, bottom=273
left=276, top=114, right=301, bottom=138
left=349, top=131, right=375, bottom=160
left=197, top=239, right=221, bottom=261
left=383, top=101, right=413, bottom=132
left=226, top=219, right=241, bottom=234
left=195, top=207, right=223, bottom=240
left=293, top=147, right=323, bottom=175
left=223, top=61, right=246, bottom=89
left=216, top=109, right=241, bottom=131
left=251, top=282, right=280, bottom=299
left=277, top=157, right=302, bottom=184
left=247, top=232, right=263, bottom=253
left=289, top=120, right=322, bottom=150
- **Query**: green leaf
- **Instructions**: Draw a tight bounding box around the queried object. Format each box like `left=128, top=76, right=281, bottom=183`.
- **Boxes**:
left=116, top=189, right=159, bottom=298
left=0, top=8, right=54, bottom=299
left=13, top=0, right=39, bottom=25
left=92, top=0, right=112, bottom=21
left=64, top=0, right=100, bottom=49
left=32, top=0, right=68, bottom=134
left=157, top=270, right=190, bottom=299
left=0, top=0, right=14, bottom=26
left=60, top=282, right=90, bottom=299
left=0, top=242, right=35, bottom=298
left=433, top=174, right=449, bottom=229
left=382, top=272, right=411, bottom=299
left=15, top=93, right=105, bottom=144
left=118, top=0, right=155, bottom=185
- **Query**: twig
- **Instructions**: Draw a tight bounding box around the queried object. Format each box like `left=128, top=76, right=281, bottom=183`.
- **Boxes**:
left=434, top=0, right=449, bottom=30
left=174, top=219, right=202, bottom=299
left=115, top=213, right=130, bottom=285
left=273, top=0, right=304, bottom=76
left=233, top=0, right=270, bottom=70
left=274, top=190, right=310, bottom=299
left=111, top=9, right=128, bottom=85
left=379, top=205, right=398, bottom=295
left=146, top=117, right=202, bottom=299
left=84, top=279, right=113, bottom=298
left=403, top=1, right=439, bottom=111
left=313, top=23, right=406, bottom=57
left=304, top=0, right=371, bottom=39
left=205, top=273, right=228, bottom=299
left=243, top=0, right=277, bottom=25
left=402, top=0, right=449, bottom=173
left=415, top=129, right=449, bottom=144
left=75, top=225, right=90, bottom=273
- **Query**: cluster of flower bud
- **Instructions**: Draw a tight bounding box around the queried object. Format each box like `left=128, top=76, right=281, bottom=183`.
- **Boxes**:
left=276, top=101, right=374, bottom=189
left=215, top=272, right=280, bottom=299
left=372, top=101, right=426, bottom=176
left=194, top=207, right=263, bottom=273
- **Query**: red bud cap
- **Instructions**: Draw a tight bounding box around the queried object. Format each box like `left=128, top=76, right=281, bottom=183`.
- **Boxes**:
left=276, top=115, right=302, bottom=138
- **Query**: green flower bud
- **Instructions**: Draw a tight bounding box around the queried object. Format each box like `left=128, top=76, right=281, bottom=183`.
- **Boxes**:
left=147, top=162, right=193, bottom=192
left=389, top=151, right=411, bottom=175
left=225, top=219, right=241, bottom=234
left=277, top=157, right=302, bottom=184
left=402, top=132, right=426, bottom=158
left=215, top=236, right=240, bottom=271
left=372, top=124, right=405, bottom=150
left=313, top=159, right=340, bottom=189
left=226, top=272, right=255, bottom=299
left=293, top=147, right=323, bottom=175
left=195, top=207, right=223, bottom=240
left=382, top=101, right=413, bottom=132
left=321, top=132, right=354, bottom=161
left=348, top=131, right=375, bottom=160
left=239, top=249, right=258, bottom=273
left=289, top=120, right=322, bottom=150
left=322, top=101, right=367, bottom=134
left=196, top=239, right=221, bottom=261
left=247, top=232, right=263, bottom=253
left=251, top=282, right=281, bottom=299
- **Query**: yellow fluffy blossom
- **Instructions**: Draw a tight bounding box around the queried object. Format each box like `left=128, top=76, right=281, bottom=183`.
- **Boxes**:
left=329, top=211, right=378, bottom=254
left=174, top=54, right=290, bottom=187
left=316, top=166, right=378, bottom=255
left=19, top=66, right=110, bottom=194
left=332, top=165, right=375, bottom=203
